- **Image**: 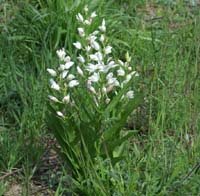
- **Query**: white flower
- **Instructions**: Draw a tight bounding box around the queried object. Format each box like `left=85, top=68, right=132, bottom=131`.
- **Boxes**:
left=106, top=85, right=114, bottom=93
left=77, top=66, right=84, bottom=76
left=100, top=34, right=105, bottom=42
left=125, top=74, right=132, bottom=82
left=104, top=46, right=112, bottom=54
left=76, top=13, right=84, bottom=22
left=91, top=41, right=100, bottom=51
left=89, top=54, right=99, bottom=61
left=77, top=55, right=85, bottom=63
left=117, top=68, right=125, bottom=76
left=96, top=52, right=103, bottom=61
left=99, top=19, right=106, bottom=32
left=68, top=80, right=79, bottom=88
left=105, top=98, right=110, bottom=104
left=107, top=61, right=118, bottom=69
left=84, top=5, right=88, bottom=12
left=84, top=19, right=92, bottom=25
left=48, top=95, right=59, bottom=102
left=91, top=11, right=97, bottom=18
left=107, top=77, right=119, bottom=86
left=102, top=86, right=107, bottom=94
left=62, top=70, right=68, bottom=78
left=91, top=31, right=99, bottom=36
left=56, top=48, right=66, bottom=61
left=50, top=79, right=60, bottom=91
left=59, top=64, right=65, bottom=71
left=106, top=72, right=113, bottom=80
left=128, top=67, right=132, bottom=71
left=126, top=90, right=134, bottom=99
left=67, top=74, right=75, bottom=81
left=88, top=72, right=99, bottom=83
left=62, top=95, right=70, bottom=104
left=73, top=42, right=82, bottom=49
left=57, top=111, right=64, bottom=118
left=85, top=46, right=91, bottom=52
left=78, top=27, right=85, bottom=37
left=64, top=61, right=74, bottom=69
left=118, top=59, right=124, bottom=66
left=86, top=63, right=98, bottom=72
left=88, top=86, right=96, bottom=94
left=130, top=71, right=139, bottom=77
left=47, top=68, right=57, bottom=77
left=87, top=35, right=97, bottom=43
left=64, top=56, right=71, bottom=63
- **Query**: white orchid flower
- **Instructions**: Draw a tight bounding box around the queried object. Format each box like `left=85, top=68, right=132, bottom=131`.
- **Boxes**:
left=126, top=90, right=134, bottom=99
left=50, top=79, right=60, bottom=91
left=76, top=13, right=84, bottom=22
left=78, top=27, right=85, bottom=37
left=67, top=74, right=76, bottom=81
left=48, top=95, right=59, bottom=102
left=77, top=55, right=85, bottom=63
left=62, top=95, right=70, bottom=104
left=88, top=72, right=99, bottom=83
left=56, top=48, right=66, bottom=61
left=47, top=68, right=57, bottom=77
left=104, top=46, right=112, bottom=54
left=73, top=42, right=82, bottom=49
left=68, top=80, right=79, bottom=88
left=57, top=111, right=64, bottom=118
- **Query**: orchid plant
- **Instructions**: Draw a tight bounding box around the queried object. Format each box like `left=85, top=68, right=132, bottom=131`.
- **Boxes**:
left=46, top=6, right=142, bottom=177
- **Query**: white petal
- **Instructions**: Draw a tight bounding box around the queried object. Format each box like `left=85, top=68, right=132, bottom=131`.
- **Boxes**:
left=118, top=59, right=124, bottom=66
left=57, top=111, right=64, bottom=117
left=106, top=72, right=113, bottom=80
left=67, top=74, right=75, bottom=81
left=86, top=63, right=98, bottom=72
left=104, top=46, right=112, bottom=54
left=91, top=41, right=100, bottom=51
left=77, top=55, right=85, bottom=63
left=68, top=80, right=79, bottom=88
left=47, top=68, right=57, bottom=77
left=62, top=95, right=70, bottom=104
left=84, top=19, right=92, bottom=25
left=76, top=13, right=84, bottom=22
left=88, top=72, right=99, bottom=83
left=56, top=48, right=66, bottom=61
left=78, top=27, right=85, bottom=37
left=48, top=95, right=59, bottom=102
left=77, top=66, right=84, bottom=76
left=117, top=68, right=125, bottom=76
left=50, top=79, right=60, bottom=91
left=84, top=5, right=88, bottom=12
left=62, top=70, right=68, bottom=78
left=100, top=34, right=105, bottom=42
left=64, top=61, right=74, bottom=69
left=90, top=54, right=99, bottom=61
left=126, top=90, right=134, bottom=99
left=85, top=46, right=91, bottom=52
left=88, top=86, right=96, bottom=94
left=73, top=42, right=82, bottom=49
left=91, top=11, right=97, bottom=18
left=64, top=56, right=71, bottom=63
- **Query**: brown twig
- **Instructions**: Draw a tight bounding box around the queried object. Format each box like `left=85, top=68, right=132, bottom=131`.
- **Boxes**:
left=0, top=168, right=22, bottom=180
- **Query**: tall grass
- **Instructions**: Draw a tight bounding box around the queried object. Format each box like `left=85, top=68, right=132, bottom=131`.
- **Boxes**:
left=0, top=0, right=200, bottom=195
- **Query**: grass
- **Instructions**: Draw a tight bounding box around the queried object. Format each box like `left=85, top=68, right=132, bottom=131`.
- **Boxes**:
left=0, top=0, right=200, bottom=195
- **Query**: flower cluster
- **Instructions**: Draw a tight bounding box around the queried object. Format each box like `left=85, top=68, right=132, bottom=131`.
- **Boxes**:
left=47, top=7, right=138, bottom=117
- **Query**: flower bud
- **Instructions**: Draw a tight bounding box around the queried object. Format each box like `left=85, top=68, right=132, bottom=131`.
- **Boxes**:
left=62, top=95, right=70, bottom=104
left=47, top=68, right=57, bottom=77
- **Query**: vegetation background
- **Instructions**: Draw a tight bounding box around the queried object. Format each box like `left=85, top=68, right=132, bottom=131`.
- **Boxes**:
left=0, top=0, right=200, bottom=195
